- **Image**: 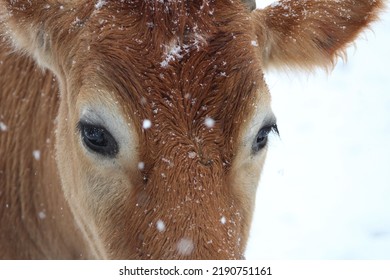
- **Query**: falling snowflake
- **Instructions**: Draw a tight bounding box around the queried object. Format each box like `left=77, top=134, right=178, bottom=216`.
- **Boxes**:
left=0, top=122, right=7, bottom=132
left=156, top=220, right=166, bottom=232
left=38, top=211, right=46, bottom=220
left=176, top=238, right=194, bottom=256
left=204, top=117, right=215, bottom=128
left=138, top=162, right=145, bottom=170
left=142, top=119, right=152, bottom=129
left=33, top=150, right=41, bottom=161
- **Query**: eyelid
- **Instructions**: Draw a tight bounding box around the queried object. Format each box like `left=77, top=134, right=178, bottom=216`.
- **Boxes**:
left=78, top=115, right=105, bottom=127
left=77, top=120, right=104, bottom=132
left=242, top=113, right=278, bottom=146
left=79, top=107, right=109, bottom=129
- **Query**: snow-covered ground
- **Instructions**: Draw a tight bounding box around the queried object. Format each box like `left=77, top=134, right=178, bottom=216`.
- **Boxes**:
left=247, top=1, right=390, bottom=259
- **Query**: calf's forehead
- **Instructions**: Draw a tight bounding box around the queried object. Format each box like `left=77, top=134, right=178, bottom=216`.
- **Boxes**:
left=84, top=14, right=266, bottom=123
left=74, top=3, right=270, bottom=161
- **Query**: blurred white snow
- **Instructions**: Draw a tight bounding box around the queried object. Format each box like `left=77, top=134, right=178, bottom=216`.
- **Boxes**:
left=247, top=1, right=390, bottom=259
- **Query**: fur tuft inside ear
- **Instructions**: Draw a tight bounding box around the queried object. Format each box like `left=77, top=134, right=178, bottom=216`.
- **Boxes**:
left=0, top=1, right=94, bottom=73
left=252, top=0, right=385, bottom=71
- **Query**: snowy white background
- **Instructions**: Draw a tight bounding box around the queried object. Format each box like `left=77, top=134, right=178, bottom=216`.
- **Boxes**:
left=246, top=1, right=390, bottom=259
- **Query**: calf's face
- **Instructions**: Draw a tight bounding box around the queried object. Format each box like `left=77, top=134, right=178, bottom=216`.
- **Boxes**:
left=1, top=0, right=382, bottom=259
left=55, top=3, right=274, bottom=259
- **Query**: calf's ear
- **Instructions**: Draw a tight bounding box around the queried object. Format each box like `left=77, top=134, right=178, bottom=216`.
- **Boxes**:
left=251, top=0, right=384, bottom=70
left=0, top=1, right=93, bottom=73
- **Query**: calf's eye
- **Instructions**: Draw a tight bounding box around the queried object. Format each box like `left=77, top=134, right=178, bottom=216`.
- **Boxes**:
left=252, top=124, right=278, bottom=154
left=78, top=122, right=118, bottom=157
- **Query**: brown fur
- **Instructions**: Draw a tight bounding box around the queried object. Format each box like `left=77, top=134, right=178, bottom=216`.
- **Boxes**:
left=0, top=0, right=383, bottom=259
left=0, top=48, right=92, bottom=258
left=252, top=0, right=384, bottom=70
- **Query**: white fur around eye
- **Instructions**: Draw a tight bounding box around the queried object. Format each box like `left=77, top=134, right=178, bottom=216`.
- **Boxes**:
left=241, top=104, right=275, bottom=149
left=78, top=97, right=138, bottom=166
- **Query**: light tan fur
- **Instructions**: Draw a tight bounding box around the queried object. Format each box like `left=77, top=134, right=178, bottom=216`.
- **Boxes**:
left=0, top=0, right=383, bottom=259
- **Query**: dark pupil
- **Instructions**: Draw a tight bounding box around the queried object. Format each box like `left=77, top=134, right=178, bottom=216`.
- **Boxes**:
left=79, top=121, right=119, bottom=157
left=256, top=133, right=266, bottom=144
left=84, top=126, right=107, bottom=146
left=252, top=126, right=272, bottom=153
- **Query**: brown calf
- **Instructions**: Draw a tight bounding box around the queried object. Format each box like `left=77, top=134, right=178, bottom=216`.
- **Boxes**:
left=0, top=0, right=383, bottom=259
